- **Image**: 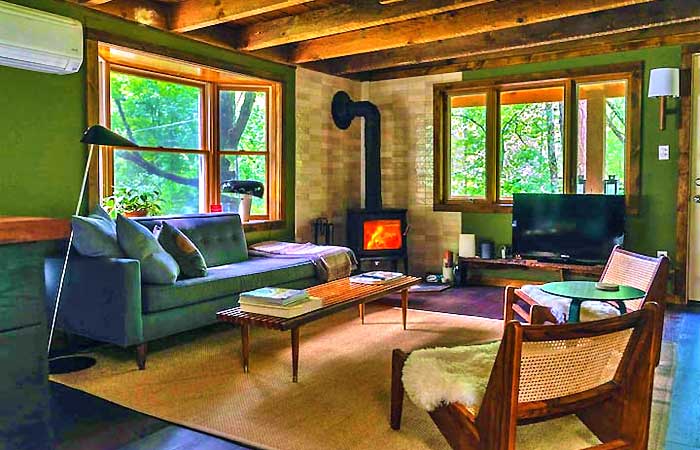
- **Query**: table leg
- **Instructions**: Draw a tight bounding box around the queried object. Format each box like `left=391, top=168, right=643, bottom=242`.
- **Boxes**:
left=567, top=299, right=582, bottom=323
left=401, top=289, right=408, bottom=330
left=291, top=327, right=300, bottom=383
left=240, top=324, right=250, bottom=373
left=616, top=301, right=628, bottom=314
left=358, top=303, right=365, bottom=324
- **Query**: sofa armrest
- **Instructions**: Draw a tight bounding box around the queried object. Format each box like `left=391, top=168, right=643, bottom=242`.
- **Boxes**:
left=45, top=256, right=144, bottom=348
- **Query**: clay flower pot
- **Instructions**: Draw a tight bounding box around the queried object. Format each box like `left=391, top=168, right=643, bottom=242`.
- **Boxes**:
left=124, top=209, right=149, bottom=218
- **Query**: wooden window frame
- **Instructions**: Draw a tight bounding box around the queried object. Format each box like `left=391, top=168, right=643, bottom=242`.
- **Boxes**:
left=91, top=41, right=283, bottom=224
left=434, top=62, right=642, bottom=214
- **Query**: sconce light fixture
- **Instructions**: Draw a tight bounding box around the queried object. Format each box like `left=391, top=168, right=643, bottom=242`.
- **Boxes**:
left=648, top=67, right=680, bottom=130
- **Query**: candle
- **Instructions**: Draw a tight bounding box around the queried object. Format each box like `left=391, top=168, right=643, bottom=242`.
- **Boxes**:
left=459, top=234, right=476, bottom=258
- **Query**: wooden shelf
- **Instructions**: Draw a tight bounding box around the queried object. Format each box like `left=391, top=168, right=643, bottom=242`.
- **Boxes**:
left=458, top=257, right=605, bottom=287
left=0, top=216, right=70, bottom=245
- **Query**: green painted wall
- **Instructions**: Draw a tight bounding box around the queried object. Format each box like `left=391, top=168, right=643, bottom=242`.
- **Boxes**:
left=0, top=0, right=296, bottom=241
left=461, top=47, right=682, bottom=263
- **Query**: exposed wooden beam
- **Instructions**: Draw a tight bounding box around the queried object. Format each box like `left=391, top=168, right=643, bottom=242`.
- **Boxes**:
left=236, top=0, right=495, bottom=51
left=286, top=0, right=655, bottom=63
left=81, top=0, right=117, bottom=5
left=85, top=0, right=170, bottom=29
left=350, top=20, right=700, bottom=81
left=170, top=0, right=316, bottom=33
left=321, top=1, right=700, bottom=75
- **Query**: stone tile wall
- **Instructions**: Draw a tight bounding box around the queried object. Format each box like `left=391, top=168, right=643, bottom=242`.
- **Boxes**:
left=295, top=69, right=462, bottom=275
left=295, top=68, right=362, bottom=245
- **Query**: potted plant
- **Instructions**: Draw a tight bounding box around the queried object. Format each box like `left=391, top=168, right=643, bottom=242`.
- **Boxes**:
left=103, top=186, right=162, bottom=218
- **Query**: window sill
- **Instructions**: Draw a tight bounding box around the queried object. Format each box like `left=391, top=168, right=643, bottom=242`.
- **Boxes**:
left=243, top=219, right=286, bottom=233
left=433, top=202, right=512, bottom=214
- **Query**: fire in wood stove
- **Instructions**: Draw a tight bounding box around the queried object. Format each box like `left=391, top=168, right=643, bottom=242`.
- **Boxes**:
left=363, top=219, right=402, bottom=250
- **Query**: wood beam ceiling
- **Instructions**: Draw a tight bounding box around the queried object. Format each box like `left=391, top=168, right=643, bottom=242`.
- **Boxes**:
left=170, top=0, right=317, bottom=33
left=316, top=1, right=700, bottom=76
left=352, top=20, right=700, bottom=81
left=280, top=0, right=655, bottom=63
left=235, top=0, right=496, bottom=51
left=84, top=0, right=170, bottom=29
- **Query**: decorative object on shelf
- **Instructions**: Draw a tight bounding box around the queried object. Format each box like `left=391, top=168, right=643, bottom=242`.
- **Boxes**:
left=220, top=180, right=264, bottom=223
left=604, top=174, right=619, bottom=195
left=102, top=186, right=162, bottom=218
left=479, top=240, right=494, bottom=259
left=458, top=233, right=476, bottom=258
left=48, top=125, right=140, bottom=375
left=576, top=175, right=586, bottom=194
left=442, top=250, right=454, bottom=284
left=312, top=217, right=334, bottom=245
left=648, top=67, right=680, bottom=130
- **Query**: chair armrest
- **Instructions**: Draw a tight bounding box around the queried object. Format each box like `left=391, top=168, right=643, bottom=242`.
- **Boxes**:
left=45, top=255, right=144, bottom=347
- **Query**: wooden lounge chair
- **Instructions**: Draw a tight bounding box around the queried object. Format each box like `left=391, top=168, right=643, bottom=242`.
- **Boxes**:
left=391, top=302, right=661, bottom=450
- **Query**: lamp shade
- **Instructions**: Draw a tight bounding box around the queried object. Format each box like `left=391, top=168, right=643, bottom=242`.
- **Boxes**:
left=80, top=125, right=138, bottom=147
left=648, top=68, right=680, bottom=98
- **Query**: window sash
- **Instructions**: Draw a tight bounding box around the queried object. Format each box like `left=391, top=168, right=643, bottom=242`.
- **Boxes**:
left=434, top=63, right=642, bottom=214
left=99, top=56, right=280, bottom=221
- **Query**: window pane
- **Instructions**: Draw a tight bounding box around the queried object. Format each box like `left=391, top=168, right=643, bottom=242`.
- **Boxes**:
left=449, top=93, right=487, bottom=198
left=219, top=90, right=267, bottom=151
left=576, top=80, right=627, bottom=195
left=110, top=71, right=202, bottom=149
left=500, top=86, right=565, bottom=198
left=113, top=149, right=203, bottom=215
left=220, top=155, right=267, bottom=216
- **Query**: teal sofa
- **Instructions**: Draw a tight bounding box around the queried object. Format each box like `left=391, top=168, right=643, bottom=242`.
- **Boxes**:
left=45, top=213, right=318, bottom=369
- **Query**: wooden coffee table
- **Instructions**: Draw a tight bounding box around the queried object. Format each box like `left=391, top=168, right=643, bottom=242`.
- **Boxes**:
left=216, top=275, right=421, bottom=382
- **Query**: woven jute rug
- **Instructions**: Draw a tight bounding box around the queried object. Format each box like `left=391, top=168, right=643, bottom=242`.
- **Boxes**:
left=51, top=305, right=673, bottom=450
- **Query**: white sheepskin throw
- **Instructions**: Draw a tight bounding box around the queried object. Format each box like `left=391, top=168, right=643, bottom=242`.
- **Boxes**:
left=402, top=341, right=500, bottom=412
left=520, top=284, right=622, bottom=323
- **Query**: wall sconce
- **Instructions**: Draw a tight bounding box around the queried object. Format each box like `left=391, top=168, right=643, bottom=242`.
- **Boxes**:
left=648, top=68, right=680, bottom=130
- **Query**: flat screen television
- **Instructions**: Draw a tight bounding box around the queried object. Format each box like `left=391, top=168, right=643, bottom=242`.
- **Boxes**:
left=512, top=194, right=625, bottom=264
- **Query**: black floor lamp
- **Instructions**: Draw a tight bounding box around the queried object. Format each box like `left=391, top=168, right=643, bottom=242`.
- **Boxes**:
left=47, top=125, right=139, bottom=375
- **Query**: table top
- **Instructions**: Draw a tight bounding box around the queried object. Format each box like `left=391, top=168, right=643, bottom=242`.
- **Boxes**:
left=217, top=275, right=421, bottom=330
left=541, top=281, right=645, bottom=301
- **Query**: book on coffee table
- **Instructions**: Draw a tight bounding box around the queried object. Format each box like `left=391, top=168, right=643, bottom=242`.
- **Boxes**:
left=239, top=296, right=323, bottom=318
left=239, top=287, right=308, bottom=306
left=349, top=271, right=403, bottom=285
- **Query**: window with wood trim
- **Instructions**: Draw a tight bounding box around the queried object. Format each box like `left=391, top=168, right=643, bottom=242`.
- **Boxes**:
left=434, top=63, right=642, bottom=213
left=97, top=43, right=282, bottom=221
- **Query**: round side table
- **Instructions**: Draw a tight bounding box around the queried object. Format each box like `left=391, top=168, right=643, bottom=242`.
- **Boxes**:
left=540, top=280, right=645, bottom=323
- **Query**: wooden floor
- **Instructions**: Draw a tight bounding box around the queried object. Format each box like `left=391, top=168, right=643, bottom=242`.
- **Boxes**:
left=49, top=291, right=700, bottom=449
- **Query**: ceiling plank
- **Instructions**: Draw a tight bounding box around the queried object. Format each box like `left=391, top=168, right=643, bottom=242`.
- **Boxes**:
left=84, top=0, right=170, bottom=28
left=351, top=20, right=700, bottom=81
left=236, top=0, right=495, bottom=51
left=81, top=0, right=117, bottom=5
left=285, top=0, right=655, bottom=63
left=321, top=1, right=700, bottom=75
left=171, top=0, right=317, bottom=33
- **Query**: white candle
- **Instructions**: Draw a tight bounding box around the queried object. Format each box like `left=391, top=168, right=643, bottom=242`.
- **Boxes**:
left=459, top=234, right=476, bottom=258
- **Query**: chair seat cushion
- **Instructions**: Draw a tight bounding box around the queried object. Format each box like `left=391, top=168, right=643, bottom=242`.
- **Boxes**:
left=402, top=341, right=500, bottom=413
left=141, top=256, right=316, bottom=313
left=520, top=284, right=622, bottom=323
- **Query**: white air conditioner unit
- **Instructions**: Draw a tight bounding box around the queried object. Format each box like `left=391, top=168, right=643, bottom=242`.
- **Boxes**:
left=0, top=1, right=83, bottom=75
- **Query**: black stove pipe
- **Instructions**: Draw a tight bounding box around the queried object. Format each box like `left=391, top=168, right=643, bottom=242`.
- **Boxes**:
left=331, top=91, right=382, bottom=211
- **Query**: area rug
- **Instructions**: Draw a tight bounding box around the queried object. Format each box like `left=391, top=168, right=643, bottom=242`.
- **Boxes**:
left=51, top=305, right=674, bottom=450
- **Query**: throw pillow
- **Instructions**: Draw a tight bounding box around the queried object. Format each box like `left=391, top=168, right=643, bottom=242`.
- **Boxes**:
left=71, top=206, right=124, bottom=258
left=158, top=222, right=207, bottom=279
left=116, top=214, right=179, bottom=285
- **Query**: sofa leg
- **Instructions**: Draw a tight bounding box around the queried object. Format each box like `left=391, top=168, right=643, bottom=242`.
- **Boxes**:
left=391, top=349, right=408, bottom=430
left=136, top=343, right=147, bottom=370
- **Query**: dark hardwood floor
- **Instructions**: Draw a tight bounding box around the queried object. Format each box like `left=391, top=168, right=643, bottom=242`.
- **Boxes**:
left=48, top=287, right=700, bottom=449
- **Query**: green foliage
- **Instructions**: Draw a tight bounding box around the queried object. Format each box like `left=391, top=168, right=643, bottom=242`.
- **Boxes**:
left=450, top=106, right=487, bottom=197
left=102, top=186, right=162, bottom=217
left=109, top=72, right=268, bottom=216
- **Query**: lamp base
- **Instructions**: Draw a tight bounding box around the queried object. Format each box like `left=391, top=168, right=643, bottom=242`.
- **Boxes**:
left=48, top=355, right=96, bottom=375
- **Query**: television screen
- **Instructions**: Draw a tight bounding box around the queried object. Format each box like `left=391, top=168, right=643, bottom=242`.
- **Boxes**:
left=512, top=194, right=625, bottom=264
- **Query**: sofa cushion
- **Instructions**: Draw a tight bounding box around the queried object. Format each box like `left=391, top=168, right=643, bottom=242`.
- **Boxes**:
left=141, top=256, right=316, bottom=313
left=71, top=206, right=124, bottom=258
left=158, top=222, right=207, bottom=279
left=137, top=214, right=248, bottom=267
left=117, top=215, right=179, bottom=285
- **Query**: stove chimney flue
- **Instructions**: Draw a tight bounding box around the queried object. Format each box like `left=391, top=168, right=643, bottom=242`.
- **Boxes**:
left=331, top=91, right=382, bottom=211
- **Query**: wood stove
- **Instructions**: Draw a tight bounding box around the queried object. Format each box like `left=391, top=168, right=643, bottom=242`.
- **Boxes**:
left=332, top=91, right=409, bottom=272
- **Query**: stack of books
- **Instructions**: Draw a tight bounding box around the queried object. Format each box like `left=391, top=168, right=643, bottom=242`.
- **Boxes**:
left=239, top=287, right=322, bottom=318
left=349, top=271, right=403, bottom=285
